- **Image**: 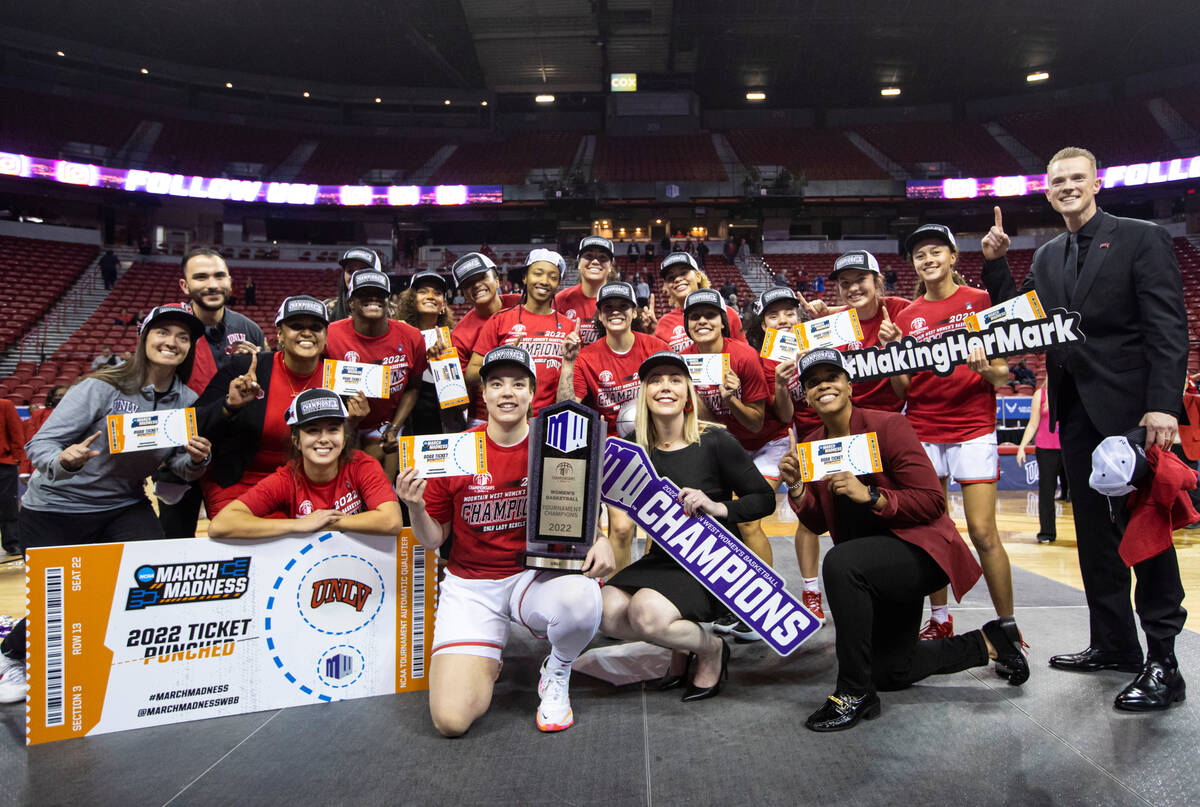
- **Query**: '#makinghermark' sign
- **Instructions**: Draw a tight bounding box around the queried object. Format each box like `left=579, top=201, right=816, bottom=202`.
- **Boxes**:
left=600, top=438, right=819, bottom=656
left=24, top=530, right=436, bottom=745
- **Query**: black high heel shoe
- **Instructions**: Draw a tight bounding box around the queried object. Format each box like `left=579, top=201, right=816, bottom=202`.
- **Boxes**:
left=681, top=637, right=729, bottom=702
left=656, top=653, right=695, bottom=691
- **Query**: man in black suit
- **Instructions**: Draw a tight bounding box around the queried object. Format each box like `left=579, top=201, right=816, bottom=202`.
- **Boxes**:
left=981, top=146, right=1187, bottom=711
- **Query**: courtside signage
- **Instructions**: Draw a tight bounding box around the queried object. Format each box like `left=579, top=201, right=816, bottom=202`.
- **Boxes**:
left=24, top=530, right=436, bottom=745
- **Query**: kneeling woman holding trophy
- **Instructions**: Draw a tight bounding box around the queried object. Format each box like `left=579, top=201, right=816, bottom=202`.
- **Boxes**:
left=396, top=346, right=615, bottom=735
left=601, top=351, right=774, bottom=701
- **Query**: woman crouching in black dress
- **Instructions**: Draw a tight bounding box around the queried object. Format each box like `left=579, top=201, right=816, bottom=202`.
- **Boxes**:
left=601, top=351, right=775, bottom=701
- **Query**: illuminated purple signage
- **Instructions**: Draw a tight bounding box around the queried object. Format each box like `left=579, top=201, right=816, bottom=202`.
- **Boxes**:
left=906, top=154, right=1200, bottom=200
left=0, top=150, right=504, bottom=206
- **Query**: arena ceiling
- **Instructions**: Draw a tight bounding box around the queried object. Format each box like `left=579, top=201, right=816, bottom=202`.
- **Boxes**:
left=2, top=1, right=1198, bottom=108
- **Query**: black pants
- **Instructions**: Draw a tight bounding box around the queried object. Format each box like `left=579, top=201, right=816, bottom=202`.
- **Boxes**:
left=823, top=534, right=989, bottom=696
left=157, top=483, right=204, bottom=539
left=0, top=463, right=19, bottom=554
left=1035, top=448, right=1064, bottom=538
left=2, top=501, right=164, bottom=661
left=1057, top=377, right=1186, bottom=658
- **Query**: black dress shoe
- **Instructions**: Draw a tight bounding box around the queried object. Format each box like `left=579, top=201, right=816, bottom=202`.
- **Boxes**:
left=982, top=618, right=1030, bottom=685
left=1114, top=656, right=1186, bottom=712
left=1036, top=533, right=1056, bottom=544
left=655, top=653, right=695, bottom=691
left=805, top=691, right=882, bottom=732
left=1049, top=647, right=1143, bottom=674
left=681, top=638, right=729, bottom=702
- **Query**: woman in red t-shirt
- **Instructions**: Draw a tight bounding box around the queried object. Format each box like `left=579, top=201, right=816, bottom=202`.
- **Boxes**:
left=651, top=252, right=744, bottom=352
left=563, top=281, right=667, bottom=571
left=208, top=388, right=401, bottom=538
left=396, top=346, right=614, bottom=736
left=554, top=235, right=616, bottom=346
left=889, top=225, right=1016, bottom=643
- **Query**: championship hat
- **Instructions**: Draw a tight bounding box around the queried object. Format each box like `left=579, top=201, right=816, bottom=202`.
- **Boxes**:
left=904, top=224, right=959, bottom=257
left=450, top=252, right=497, bottom=288
left=596, top=282, right=637, bottom=307
left=798, top=347, right=849, bottom=382
left=754, top=286, right=800, bottom=316
left=339, top=247, right=382, bottom=271
left=829, top=250, right=881, bottom=280
left=525, top=248, right=568, bottom=276
left=408, top=269, right=451, bottom=294
left=1089, top=428, right=1151, bottom=498
left=285, top=388, right=349, bottom=427
left=637, top=350, right=690, bottom=381
left=578, top=235, right=615, bottom=258
left=275, top=295, right=329, bottom=326
left=140, top=303, right=204, bottom=340
left=479, top=345, right=537, bottom=381
left=347, top=269, right=391, bottom=297
left=683, top=288, right=730, bottom=337
left=660, top=251, right=700, bottom=277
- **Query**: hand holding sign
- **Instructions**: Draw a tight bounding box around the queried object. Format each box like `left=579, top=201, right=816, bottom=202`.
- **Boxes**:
left=803, top=295, right=830, bottom=319
left=719, top=369, right=741, bottom=402
left=393, top=466, right=427, bottom=506
left=677, top=486, right=727, bottom=519
left=966, top=345, right=990, bottom=375
left=826, top=470, right=871, bottom=504
left=981, top=206, right=1011, bottom=261
left=184, top=435, right=212, bottom=465
left=59, top=431, right=103, bottom=471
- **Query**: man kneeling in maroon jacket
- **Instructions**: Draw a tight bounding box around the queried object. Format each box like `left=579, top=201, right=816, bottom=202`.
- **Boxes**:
left=780, top=348, right=1029, bottom=732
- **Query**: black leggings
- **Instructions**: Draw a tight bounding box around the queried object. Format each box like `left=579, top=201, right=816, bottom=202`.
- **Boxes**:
left=822, top=534, right=989, bottom=696
left=1035, top=448, right=1066, bottom=538
left=1, top=500, right=164, bottom=661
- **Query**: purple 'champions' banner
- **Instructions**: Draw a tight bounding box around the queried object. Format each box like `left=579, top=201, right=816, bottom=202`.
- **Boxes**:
left=600, top=438, right=819, bottom=656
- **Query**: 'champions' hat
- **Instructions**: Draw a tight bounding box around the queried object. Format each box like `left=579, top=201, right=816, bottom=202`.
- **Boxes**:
left=480, top=345, right=537, bottom=381
left=408, top=269, right=451, bottom=294
left=754, top=286, right=800, bottom=316
left=339, top=248, right=382, bottom=271
left=904, top=224, right=959, bottom=257
left=660, top=251, right=700, bottom=277
left=450, top=252, right=497, bottom=288
left=578, top=235, right=615, bottom=258
left=798, top=347, right=849, bottom=382
left=1090, top=428, right=1151, bottom=497
left=829, top=250, right=881, bottom=280
left=683, top=288, right=730, bottom=337
left=525, top=248, right=567, bottom=276
left=285, top=388, right=349, bottom=427
left=275, top=295, right=329, bottom=326
left=638, top=350, right=690, bottom=381
left=141, top=303, right=204, bottom=340
left=348, top=269, right=391, bottom=297
left=596, top=282, right=637, bottom=307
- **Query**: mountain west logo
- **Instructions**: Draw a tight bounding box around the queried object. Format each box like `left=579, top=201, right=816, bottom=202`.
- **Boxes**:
left=546, top=409, right=589, bottom=453
left=127, top=558, right=250, bottom=610
left=311, top=578, right=373, bottom=612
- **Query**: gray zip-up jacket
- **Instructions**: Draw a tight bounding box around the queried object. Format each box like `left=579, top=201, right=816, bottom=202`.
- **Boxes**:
left=23, top=377, right=207, bottom=513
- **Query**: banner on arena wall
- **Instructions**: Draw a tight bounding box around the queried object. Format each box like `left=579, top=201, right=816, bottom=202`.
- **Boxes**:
left=842, top=309, right=1085, bottom=383
left=24, top=530, right=436, bottom=746
left=600, top=438, right=819, bottom=656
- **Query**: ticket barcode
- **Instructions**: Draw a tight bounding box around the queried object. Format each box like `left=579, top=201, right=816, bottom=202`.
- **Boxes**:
left=43, top=566, right=65, bottom=727
left=411, top=547, right=426, bottom=679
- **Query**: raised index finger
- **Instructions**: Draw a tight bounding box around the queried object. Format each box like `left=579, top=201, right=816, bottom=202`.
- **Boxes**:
left=81, top=430, right=103, bottom=446
left=993, top=205, right=1003, bottom=231
left=246, top=350, right=259, bottom=377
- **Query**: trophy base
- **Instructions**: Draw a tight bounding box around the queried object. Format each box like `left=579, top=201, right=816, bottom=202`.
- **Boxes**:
left=525, top=555, right=587, bottom=571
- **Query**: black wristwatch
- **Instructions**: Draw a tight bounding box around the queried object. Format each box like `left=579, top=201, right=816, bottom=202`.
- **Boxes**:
left=866, top=486, right=882, bottom=510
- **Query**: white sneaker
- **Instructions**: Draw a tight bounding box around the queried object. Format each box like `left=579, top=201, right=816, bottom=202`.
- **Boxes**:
left=536, top=657, right=574, bottom=732
left=0, top=657, right=26, bottom=704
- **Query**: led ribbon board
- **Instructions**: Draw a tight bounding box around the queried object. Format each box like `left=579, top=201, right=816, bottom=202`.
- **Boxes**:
left=906, top=154, right=1200, bottom=199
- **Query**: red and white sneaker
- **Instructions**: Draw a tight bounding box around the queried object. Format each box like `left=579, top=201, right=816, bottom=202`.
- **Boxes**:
left=536, top=657, right=574, bottom=732
left=802, top=591, right=826, bottom=625
left=918, top=614, right=954, bottom=641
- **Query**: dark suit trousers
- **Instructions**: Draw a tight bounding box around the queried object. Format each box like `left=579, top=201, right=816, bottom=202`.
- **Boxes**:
left=1057, top=376, right=1186, bottom=658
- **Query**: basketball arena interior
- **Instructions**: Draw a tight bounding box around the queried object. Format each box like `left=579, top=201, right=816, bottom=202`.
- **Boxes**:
left=0, top=3, right=1198, bottom=805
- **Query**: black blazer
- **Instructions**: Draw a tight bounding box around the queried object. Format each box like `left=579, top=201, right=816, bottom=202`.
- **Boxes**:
left=982, top=210, right=1187, bottom=436
left=195, top=350, right=281, bottom=489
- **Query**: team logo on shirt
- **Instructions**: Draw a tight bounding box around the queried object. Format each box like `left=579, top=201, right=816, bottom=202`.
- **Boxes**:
left=298, top=500, right=314, bottom=515
left=109, top=400, right=141, bottom=415
left=673, top=325, right=686, bottom=338
left=510, top=324, right=527, bottom=338
left=565, top=309, right=578, bottom=319
left=342, top=350, right=361, bottom=362
left=911, top=317, right=926, bottom=330
left=599, top=370, right=615, bottom=385
left=846, top=340, right=863, bottom=350
left=471, top=472, right=494, bottom=488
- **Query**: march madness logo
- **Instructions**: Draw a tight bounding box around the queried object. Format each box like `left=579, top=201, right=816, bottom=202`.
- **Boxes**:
left=126, top=558, right=251, bottom=610
left=311, top=578, right=373, bottom=612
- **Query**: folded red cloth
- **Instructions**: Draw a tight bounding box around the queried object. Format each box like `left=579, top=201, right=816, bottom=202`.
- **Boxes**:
left=1119, top=444, right=1199, bottom=567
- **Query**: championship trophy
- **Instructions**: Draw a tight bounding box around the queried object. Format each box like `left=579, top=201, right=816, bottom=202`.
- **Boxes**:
left=525, top=400, right=604, bottom=570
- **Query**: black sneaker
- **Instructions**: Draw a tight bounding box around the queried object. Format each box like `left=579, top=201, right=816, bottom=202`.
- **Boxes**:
left=711, top=613, right=738, bottom=634
left=730, top=619, right=761, bottom=643
left=1036, top=534, right=1056, bottom=544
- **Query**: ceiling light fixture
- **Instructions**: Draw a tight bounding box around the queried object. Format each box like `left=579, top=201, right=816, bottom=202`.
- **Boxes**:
left=481, top=100, right=488, bottom=106
left=374, top=97, right=382, bottom=103
left=56, top=50, right=65, bottom=57
left=745, top=91, right=766, bottom=101
left=140, top=68, right=149, bottom=75
left=443, top=99, right=451, bottom=105
left=535, top=94, right=555, bottom=103
left=880, top=87, right=901, bottom=97
left=225, top=82, right=233, bottom=88
left=303, top=91, right=310, bottom=98
left=1026, top=71, right=1050, bottom=83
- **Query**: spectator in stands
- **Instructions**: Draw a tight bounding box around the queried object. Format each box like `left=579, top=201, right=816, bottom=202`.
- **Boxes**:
left=884, top=268, right=899, bottom=293
left=720, top=279, right=738, bottom=300
left=814, top=275, right=826, bottom=294
left=99, top=249, right=119, bottom=290
left=90, top=345, right=118, bottom=371
left=697, top=241, right=709, bottom=264
left=724, top=237, right=737, bottom=265
left=397, top=270, right=463, bottom=435
left=0, top=396, right=23, bottom=556
left=326, top=248, right=386, bottom=321
left=117, top=351, right=132, bottom=366
left=114, top=309, right=135, bottom=326
left=736, top=238, right=751, bottom=261
left=627, top=241, right=640, bottom=262
left=244, top=277, right=257, bottom=306
left=660, top=235, right=671, bottom=255
left=1012, top=360, right=1036, bottom=389
left=774, top=270, right=788, bottom=287
left=645, top=241, right=655, bottom=262
left=684, top=238, right=695, bottom=256
left=635, top=276, right=651, bottom=308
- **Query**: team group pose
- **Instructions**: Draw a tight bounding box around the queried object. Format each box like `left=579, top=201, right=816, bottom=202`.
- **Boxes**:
left=0, top=145, right=1189, bottom=728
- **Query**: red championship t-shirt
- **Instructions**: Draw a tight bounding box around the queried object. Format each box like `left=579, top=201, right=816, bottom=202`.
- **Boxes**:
left=554, top=285, right=603, bottom=346
left=682, top=339, right=782, bottom=450
left=326, top=318, right=427, bottom=432
left=835, top=296, right=910, bottom=412
left=424, top=426, right=529, bottom=580
left=452, top=293, right=522, bottom=422
left=238, top=450, right=396, bottom=518
left=892, top=285, right=997, bottom=443
left=472, top=305, right=571, bottom=415
left=573, top=331, right=668, bottom=435
left=655, top=305, right=745, bottom=353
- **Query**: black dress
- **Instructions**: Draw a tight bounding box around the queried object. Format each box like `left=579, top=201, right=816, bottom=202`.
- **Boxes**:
left=608, top=426, right=775, bottom=621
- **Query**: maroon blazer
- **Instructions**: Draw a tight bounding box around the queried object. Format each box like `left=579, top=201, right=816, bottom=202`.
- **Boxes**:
left=791, top=407, right=982, bottom=601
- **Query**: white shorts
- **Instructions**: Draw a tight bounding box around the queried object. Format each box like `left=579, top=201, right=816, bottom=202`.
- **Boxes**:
left=751, top=434, right=792, bottom=480
left=431, top=568, right=601, bottom=661
left=922, top=432, right=999, bottom=484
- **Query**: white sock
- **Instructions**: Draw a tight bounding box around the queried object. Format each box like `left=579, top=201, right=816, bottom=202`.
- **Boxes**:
left=931, top=604, right=950, bottom=624
left=803, top=577, right=820, bottom=593
left=545, top=652, right=572, bottom=673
